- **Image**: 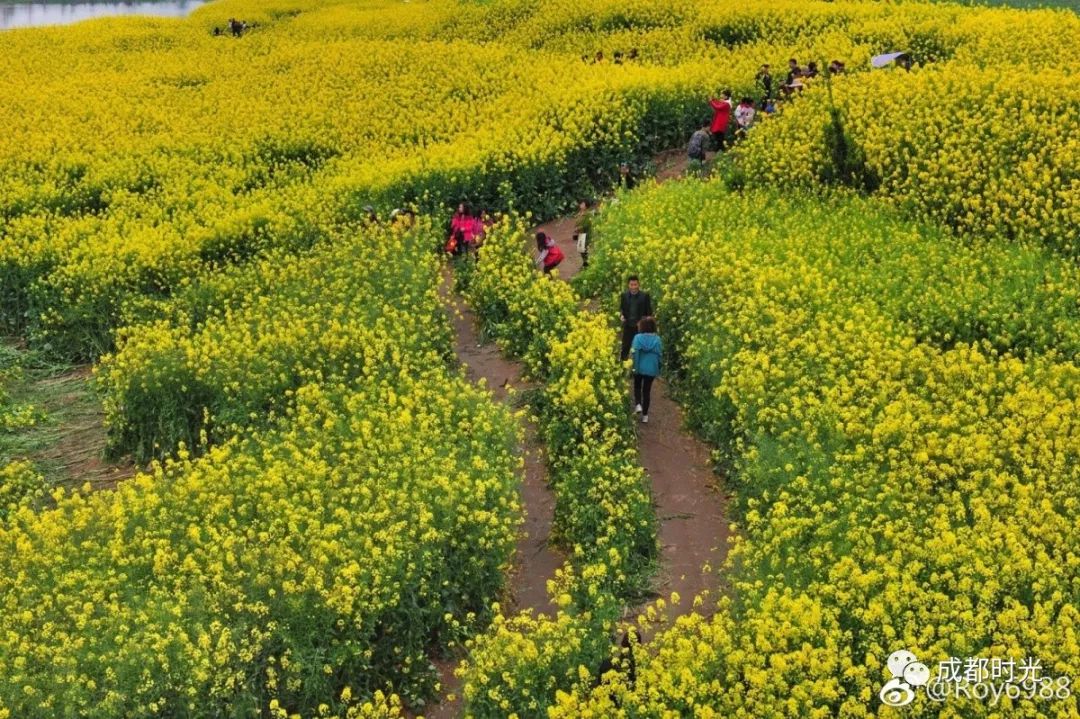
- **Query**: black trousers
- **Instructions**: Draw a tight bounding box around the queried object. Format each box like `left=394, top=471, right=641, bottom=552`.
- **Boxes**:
left=620, top=324, right=637, bottom=361
left=633, top=374, right=655, bottom=415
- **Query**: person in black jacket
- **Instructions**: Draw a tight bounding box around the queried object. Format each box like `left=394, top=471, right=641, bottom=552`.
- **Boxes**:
left=756, top=63, right=773, bottom=99
left=620, top=276, right=652, bottom=361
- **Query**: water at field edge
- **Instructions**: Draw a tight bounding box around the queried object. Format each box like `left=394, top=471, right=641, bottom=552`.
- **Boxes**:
left=0, top=0, right=205, bottom=30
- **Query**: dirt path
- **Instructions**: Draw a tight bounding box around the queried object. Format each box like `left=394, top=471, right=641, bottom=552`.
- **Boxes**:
left=423, top=272, right=564, bottom=719
left=33, top=368, right=135, bottom=491
left=442, top=279, right=562, bottom=615
left=630, top=379, right=729, bottom=612
left=531, top=149, right=731, bottom=620
left=426, top=149, right=730, bottom=716
left=653, top=147, right=695, bottom=182
left=535, top=149, right=704, bottom=285
left=1, top=356, right=135, bottom=491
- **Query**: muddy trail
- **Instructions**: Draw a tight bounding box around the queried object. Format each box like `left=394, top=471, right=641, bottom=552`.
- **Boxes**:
left=425, top=148, right=729, bottom=717
left=31, top=368, right=136, bottom=491
left=532, top=148, right=730, bottom=621
left=424, top=272, right=564, bottom=719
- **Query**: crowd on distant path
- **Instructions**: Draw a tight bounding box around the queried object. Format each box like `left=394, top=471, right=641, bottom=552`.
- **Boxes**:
left=212, top=18, right=256, bottom=37
left=684, top=50, right=926, bottom=166
left=584, top=48, right=641, bottom=65
left=688, top=55, right=849, bottom=166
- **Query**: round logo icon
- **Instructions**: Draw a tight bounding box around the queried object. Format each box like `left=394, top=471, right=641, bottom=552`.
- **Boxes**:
left=881, top=650, right=929, bottom=707
left=880, top=677, right=917, bottom=707
left=904, top=661, right=931, bottom=687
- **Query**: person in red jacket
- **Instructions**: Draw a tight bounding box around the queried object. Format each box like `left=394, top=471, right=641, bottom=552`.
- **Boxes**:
left=709, top=90, right=733, bottom=151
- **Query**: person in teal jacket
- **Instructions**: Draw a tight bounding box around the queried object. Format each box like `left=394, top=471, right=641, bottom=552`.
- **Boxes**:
left=630, top=316, right=662, bottom=424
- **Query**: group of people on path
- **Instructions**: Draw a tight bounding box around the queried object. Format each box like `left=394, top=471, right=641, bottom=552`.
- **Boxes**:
left=689, top=56, right=847, bottom=163
left=449, top=202, right=660, bottom=421
left=534, top=197, right=601, bottom=274
left=445, top=203, right=493, bottom=256
left=430, top=154, right=671, bottom=425
left=690, top=90, right=767, bottom=162
left=444, top=203, right=569, bottom=277
left=773, top=57, right=846, bottom=95
left=212, top=18, right=255, bottom=37
left=584, top=48, right=641, bottom=65
left=690, top=90, right=757, bottom=161
left=466, top=201, right=661, bottom=422
left=445, top=196, right=603, bottom=274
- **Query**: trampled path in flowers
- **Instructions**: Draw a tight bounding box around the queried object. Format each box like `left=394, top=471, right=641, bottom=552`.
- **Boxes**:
left=441, top=271, right=563, bottom=617
left=33, top=368, right=136, bottom=491
left=2, top=356, right=135, bottom=492
left=533, top=153, right=729, bottom=620
left=426, top=272, right=564, bottom=719
left=428, top=152, right=729, bottom=717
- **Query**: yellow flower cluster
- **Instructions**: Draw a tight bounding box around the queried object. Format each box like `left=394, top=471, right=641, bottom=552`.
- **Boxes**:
left=270, top=690, right=405, bottom=719
left=458, top=607, right=611, bottom=719
left=0, top=460, right=46, bottom=520
left=739, top=63, right=1080, bottom=254
left=0, top=368, right=521, bottom=717
left=97, top=220, right=451, bottom=462
left=559, top=177, right=1080, bottom=716
left=0, top=352, right=38, bottom=433
left=0, top=351, right=46, bottom=518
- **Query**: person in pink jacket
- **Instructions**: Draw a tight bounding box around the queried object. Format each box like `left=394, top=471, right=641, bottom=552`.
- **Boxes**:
left=468, top=212, right=485, bottom=248
left=448, top=203, right=480, bottom=254
left=534, top=232, right=564, bottom=274
left=445, top=203, right=466, bottom=255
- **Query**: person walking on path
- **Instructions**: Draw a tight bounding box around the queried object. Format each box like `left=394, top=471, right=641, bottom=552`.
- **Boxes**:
left=535, top=231, right=564, bottom=274
left=630, top=316, right=662, bottom=424
left=574, top=199, right=595, bottom=269
left=620, top=276, right=652, bottom=361
left=708, top=91, right=733, bottom=151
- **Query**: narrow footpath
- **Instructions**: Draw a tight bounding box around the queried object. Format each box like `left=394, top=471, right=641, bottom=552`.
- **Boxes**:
left=443, top=274, right=563, bottom=614
left=533, top=153, right=730, bottom=617
left=425, top=148, right=729, bottom=717
left=424, top=272, right=564, bottom=719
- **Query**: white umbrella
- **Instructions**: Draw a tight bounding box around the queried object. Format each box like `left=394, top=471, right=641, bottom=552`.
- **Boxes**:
left=872, top=51, right=908, bottom=68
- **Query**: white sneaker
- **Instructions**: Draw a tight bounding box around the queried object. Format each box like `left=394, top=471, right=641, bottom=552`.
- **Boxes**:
left=634, top=404, right=643, bottom=414
left=641, top=415, right=649, bottom=424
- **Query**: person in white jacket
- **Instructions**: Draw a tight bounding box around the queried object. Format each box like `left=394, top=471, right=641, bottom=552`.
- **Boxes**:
left=734, top=97, right=756, bottom=136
